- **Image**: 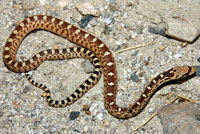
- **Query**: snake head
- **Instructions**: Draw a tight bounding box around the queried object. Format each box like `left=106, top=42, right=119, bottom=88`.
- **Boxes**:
left=172, top=65, right=196, bottom=79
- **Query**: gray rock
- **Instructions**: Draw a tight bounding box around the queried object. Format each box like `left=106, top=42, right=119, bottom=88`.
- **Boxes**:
left=130, top=72, right=139, bottom=82
left=197, top=57, right=200, bottom=62
left=148, top=24, right=166, bottom=36
left=81, top=60, right=94, bottom=74
left=69, top=111, right=80, bottom=120
left=165, top=18, right=200, bottom=43
left=158, top=102, right=200, bottom=134
left=79, top=15, right=93, bottom=28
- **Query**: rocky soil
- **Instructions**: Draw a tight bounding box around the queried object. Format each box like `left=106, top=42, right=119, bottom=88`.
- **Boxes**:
left=0, top=0, right=200, bottom=134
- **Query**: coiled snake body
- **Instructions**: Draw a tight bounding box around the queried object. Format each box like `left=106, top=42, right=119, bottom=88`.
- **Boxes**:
left=25, top=47, right=102, bottom=108
left=3, top=15, right=196, bottom=118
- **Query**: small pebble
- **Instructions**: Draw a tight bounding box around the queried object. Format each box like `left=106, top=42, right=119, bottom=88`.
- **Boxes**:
left=81, top=60, right=94, bottom=74
left=63, top=129, right=67, bottom=134
left=90, top=19, right=98, bottom=26
left=148, top=107, right=155, bottom=113
left=23, top=85, right=30, bottom=93
left=115, top=40, right=122, bottom=46
left=135, top=25, right=144, bottom=34
left=103, top=25, right=112, bottom=35
left=158, top=45, right=166, bottom=51
left=75, top=2, right=100, bottom=16
left=83, top=126, right=89, bottom=132
left=197, top=57, right=200, bottom=62
left=195, top=66, right=200, bottom=76
left=103, top=119, right=110, bottom=127
left=104, top=17, right=113, bottom=25
left=71, top=12, right=82, bottom=22
left=130, top=32, right=137, bottom=39
left=89, top=103, right=98, bottom=112
left=96, top=113, right=104, bottom=121
left=69, top=111, right=80, bottom=120
left=174, top=53, right=182, bottom=59
left=83, top=105, right=91, bottom=115
left=130, top=72, right=139, bottom=82
left=180, top=42, right=188, bottom=48
left=79, top=15, right=93, bottom=28
left=73, top=128, right=80, bottom=133
left=131, top=50, right=139, bottom=57
left=144, top=60, right=149, bottom=66
left=138, top=71, right=145, bottom=77
left=48, top=127, right=57, bottom=133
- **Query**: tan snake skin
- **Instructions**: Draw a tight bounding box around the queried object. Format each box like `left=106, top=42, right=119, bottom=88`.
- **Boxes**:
left=3, top=15, right=196, bottom=118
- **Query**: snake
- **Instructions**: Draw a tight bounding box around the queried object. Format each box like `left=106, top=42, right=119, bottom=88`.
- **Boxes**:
left=3, top=15, right=197, bottom=119
left=24, top=47, right=102, bottom=107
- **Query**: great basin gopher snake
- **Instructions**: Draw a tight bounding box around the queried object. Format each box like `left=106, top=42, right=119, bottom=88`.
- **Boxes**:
left=3, top=15, right=197, bottom=118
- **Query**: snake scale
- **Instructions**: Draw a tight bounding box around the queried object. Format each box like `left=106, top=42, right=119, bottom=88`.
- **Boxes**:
left=3, top=15, right=197, bottom=119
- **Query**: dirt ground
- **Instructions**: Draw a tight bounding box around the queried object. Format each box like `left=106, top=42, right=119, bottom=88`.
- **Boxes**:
left=0, top=0, right=199, bottom=134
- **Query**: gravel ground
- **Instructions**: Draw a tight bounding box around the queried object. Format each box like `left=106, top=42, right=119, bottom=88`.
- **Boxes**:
left=0, top=0, right=200, bottom=134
